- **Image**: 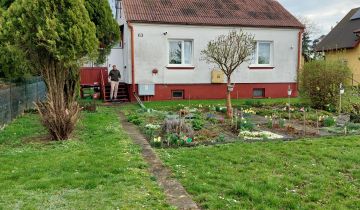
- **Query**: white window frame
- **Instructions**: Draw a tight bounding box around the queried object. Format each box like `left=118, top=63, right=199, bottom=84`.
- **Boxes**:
left=250, top=41, right=274, bottom=67
left=167, top=39, right=194, bottom=67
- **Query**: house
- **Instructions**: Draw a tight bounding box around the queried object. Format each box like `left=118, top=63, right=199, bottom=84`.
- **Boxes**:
left=316, top=7, right=360, bottom=84
left=85, top=0, right=304, bottom=102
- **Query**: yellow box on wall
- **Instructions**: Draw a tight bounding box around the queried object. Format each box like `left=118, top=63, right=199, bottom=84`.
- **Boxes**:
left=211, top=70, right=225, bottom=83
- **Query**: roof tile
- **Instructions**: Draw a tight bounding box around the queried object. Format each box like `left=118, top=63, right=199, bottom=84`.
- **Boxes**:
left=123, top=0, right=304, bottom=29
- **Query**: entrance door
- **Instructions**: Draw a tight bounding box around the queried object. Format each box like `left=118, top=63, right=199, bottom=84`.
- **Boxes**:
left=107, top=48, right=124, bottom=82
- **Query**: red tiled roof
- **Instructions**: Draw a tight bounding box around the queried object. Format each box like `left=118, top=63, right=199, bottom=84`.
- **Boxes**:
left=123, top=0, right=304, bottom=29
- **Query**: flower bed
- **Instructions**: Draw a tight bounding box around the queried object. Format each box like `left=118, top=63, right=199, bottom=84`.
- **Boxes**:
left=123, top=101, right=360, bottom=148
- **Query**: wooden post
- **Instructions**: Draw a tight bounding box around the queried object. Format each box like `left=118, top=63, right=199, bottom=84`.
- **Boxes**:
left=303, top=110, right=306, bottom=136
left=316, top=110, right=319, bottom=135
left=234, top=108, right=238, bottom=130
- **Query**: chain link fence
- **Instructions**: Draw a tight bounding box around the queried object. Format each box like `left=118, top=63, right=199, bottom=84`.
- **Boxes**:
left=0, top=77, right=46, bottom=129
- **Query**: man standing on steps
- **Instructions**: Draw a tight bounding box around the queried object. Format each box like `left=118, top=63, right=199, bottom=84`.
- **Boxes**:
left=108, top=65, right=121, bottom=101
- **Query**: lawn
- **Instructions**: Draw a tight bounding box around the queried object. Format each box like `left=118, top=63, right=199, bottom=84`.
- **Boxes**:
left=0, top=107, right=170, bottom=209
left=142, top=98, right=307, bottom=111
left=158, top=137, right=360, bottom=209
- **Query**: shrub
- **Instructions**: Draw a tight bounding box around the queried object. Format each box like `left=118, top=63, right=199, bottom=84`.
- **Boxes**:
left=163, top=119, right=194, bottom=138
left=216, top=134, right=226, bottom=142
left=345, top=122, right=360, bottom=131
left=299, top=60, right=351, bottom=109
left=279, top=118, right=286, bottom=128
left=127, top=113, right=143, bottom=125
left=237, top=118, right=255, bottom=131
left=323, top=116, right=336, bottom=127
left=192, top=119, right=204, bottom=131
left=215, top=106, right=227, bottom=113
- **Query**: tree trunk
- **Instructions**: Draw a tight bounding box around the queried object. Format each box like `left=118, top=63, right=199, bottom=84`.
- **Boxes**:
left=226, top=77, right=233, bottom=118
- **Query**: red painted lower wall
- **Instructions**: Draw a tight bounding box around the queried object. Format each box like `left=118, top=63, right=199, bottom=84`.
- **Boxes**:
left=128, top=83, right=297, bottom=101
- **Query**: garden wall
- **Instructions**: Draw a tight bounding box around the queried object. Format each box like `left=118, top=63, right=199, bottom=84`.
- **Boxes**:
left=0, top=77, right=46, bottom=129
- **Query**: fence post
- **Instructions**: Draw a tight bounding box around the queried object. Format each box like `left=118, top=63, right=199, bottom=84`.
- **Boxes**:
left=24, top=81, right=27, bottom=110
left=36, top=80, right=39, bottom=102
left=9, top=83, right=12, bottom=121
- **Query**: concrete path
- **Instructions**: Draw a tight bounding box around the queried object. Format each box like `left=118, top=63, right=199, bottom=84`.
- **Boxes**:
left=120, top=113, right=199, bottom=210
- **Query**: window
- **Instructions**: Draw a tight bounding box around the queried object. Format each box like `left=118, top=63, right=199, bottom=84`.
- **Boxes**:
left=169, top=40, right=193, bottom=65
left=115, top=0, right=122, bottom=19
left=252, top=41, right=273, bottom=65
left=172, top=90, right=184, bottom=99
left=253, top=88, right=265, bottom=98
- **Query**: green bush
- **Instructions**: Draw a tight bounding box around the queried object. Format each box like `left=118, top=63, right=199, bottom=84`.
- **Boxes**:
left=192, top=119, right=204, bottom=131
left=279, top=118, right=286, bottom=128
left=237, top=118, right=255, bottom=131
left=345, top=122, right=360, bottom=131
left=127, top=113, right=143, bottom=125
left=323, top=116, right=336, bottom=127
left=299, top=60, right=351, bottom=109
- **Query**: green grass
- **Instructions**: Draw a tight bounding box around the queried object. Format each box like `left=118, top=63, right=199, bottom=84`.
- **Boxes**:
left=144, top=98, right=306, bottom=109
left=0, top=107, right=170, bottom=209
left=121, top=98, right=308, bottom=113
left=158, top=137, right=360, bottom=209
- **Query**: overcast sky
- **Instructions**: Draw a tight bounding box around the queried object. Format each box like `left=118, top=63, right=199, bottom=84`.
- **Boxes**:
left=278, top=0, right=360, bottom=37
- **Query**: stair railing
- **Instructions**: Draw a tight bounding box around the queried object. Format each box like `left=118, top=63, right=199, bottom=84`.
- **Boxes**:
left=100, top=69, right=107, bottom=101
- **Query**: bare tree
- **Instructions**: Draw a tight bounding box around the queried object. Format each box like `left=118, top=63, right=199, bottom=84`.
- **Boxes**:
left=201, top=30, right=255, bottom=118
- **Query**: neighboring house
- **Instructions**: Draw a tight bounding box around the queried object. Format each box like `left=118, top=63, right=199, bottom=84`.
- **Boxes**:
left=316, top=7, right=360, bottom=84
left=90, top=0, right=304, bottom=101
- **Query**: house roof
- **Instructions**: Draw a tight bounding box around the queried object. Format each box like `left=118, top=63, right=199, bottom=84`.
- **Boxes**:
left=122, top=0, right=304, bottom=29
left=316, top=7, right=360, bottom=51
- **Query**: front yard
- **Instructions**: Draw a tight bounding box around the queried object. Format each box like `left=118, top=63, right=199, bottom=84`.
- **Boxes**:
left=0, top=107, right=170, bottom=209
left=158, top=137, right=360, bottom=209
left=1, top=99, right=359, bottom=209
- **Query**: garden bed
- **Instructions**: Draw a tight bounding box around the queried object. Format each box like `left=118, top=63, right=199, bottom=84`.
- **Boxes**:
left=123, top=100, right=360, bottom=148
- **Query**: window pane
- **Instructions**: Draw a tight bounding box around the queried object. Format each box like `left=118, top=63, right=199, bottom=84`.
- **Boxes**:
left=172, top=90, right=184, bottom=99
left=253, top=88, right=265, bottom=97
left=184, top=41, right=192, bottom=64
left=169, top=41, right=182, bottom=64
left=258, top=43, right=270, bottom=64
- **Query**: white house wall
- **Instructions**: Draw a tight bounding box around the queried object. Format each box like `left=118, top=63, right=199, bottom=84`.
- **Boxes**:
left=130, top=23, right=300, bottom=85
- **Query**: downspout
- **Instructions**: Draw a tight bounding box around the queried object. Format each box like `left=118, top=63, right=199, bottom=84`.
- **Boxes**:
left=297, top=29, right=304, bottom=73
left=128, top=22, right=136, bottom=94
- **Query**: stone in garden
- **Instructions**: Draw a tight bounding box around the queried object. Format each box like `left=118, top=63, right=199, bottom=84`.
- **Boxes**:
left=185, top=114, right=196, bottom=119
left=165, top=115, right=179, bottom=120
left=337, top=114, right=350, bottom=126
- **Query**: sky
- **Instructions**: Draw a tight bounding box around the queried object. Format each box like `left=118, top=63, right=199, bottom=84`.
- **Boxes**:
left=108, top=0, right=360, bottom=38
left=278, top=0, right=360, bottom=37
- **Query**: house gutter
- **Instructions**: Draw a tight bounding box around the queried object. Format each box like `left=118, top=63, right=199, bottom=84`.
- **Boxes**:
left=128, top=22, right=136, bottom=93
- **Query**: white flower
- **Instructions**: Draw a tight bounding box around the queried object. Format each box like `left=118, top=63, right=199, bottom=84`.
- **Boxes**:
left=145, top=124, right=161, bottom=130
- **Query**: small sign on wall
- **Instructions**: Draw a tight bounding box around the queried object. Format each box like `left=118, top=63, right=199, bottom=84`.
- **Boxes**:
left=211, top=70, right=225, bottom=83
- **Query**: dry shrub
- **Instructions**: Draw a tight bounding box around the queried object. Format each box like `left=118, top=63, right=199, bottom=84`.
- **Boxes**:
left=163, top=119, right=194, bottom=138
left=36, top=63, right=80, bottom=141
